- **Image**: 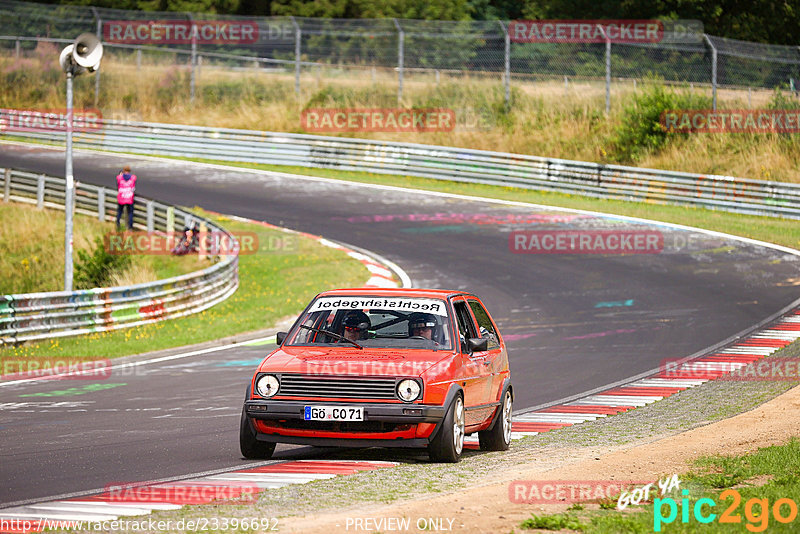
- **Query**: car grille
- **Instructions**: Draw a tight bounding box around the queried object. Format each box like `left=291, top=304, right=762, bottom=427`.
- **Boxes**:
left=278, top=374, right=397, bottom=400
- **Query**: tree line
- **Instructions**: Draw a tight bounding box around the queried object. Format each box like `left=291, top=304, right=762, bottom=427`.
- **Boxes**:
left=24, top=0, right=800, bottom=46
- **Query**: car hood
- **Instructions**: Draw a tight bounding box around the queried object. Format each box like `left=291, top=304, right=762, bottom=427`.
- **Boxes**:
left=257, top=347, right=452, bottom=377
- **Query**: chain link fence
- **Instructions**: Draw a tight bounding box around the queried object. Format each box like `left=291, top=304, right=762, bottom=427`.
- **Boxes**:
left=2, top=0, right=800, bottom=110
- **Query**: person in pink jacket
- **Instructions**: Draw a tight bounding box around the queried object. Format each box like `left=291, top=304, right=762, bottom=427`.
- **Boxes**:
left=115, top=165, right=137, bottom=230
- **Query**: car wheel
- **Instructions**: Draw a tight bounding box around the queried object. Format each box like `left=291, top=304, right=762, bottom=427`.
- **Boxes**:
left=428, top=394, right=465, bottom=463
left=479, top=388, right=512, bottom=451
left=239, top=406, right=276, bottom=459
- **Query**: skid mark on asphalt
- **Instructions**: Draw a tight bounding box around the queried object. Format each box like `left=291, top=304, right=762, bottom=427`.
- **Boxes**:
left=595, top=299, right=634, bottom=308
left=18, top=383, right=126, bottom=398
left=0, top=401, right=94, bottom=410
left=215, top=358, right=266, bottom=367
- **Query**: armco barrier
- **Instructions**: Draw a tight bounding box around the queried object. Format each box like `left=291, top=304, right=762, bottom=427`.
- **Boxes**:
left=0, top=166, right=239, bottom=345
left=2, top=117, right=799, bottom=220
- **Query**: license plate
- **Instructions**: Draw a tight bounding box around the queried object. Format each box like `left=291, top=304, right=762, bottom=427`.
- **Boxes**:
left=304, top=406, right=364, bottom=421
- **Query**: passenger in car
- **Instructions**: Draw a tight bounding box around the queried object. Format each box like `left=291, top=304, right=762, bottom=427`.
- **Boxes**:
left=408, top=312, right=441, bottom=344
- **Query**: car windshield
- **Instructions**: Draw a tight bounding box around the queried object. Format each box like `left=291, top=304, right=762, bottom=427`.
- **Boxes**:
left=286, top=296, right=453, bottom=350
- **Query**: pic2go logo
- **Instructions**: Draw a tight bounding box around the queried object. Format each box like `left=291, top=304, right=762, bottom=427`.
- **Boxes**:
left=654, top=489, right=799, bottom=532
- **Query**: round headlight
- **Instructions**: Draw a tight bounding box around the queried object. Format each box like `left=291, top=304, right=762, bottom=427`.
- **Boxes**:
left=397, top=379, right=421, bottom=402
left=256, top=374, right=279, bottom=397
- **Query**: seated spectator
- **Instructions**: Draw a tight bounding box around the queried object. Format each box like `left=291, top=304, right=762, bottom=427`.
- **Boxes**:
left=171, top=225, right=199, bottom=255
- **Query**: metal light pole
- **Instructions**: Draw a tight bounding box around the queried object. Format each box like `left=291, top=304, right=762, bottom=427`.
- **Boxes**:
left=65, top=70, right=75, bottom=291
left=59, top=33, right=103, bottom=291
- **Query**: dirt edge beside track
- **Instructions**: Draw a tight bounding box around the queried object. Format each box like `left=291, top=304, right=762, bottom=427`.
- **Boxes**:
left=278, top=383, right=800, bottom=533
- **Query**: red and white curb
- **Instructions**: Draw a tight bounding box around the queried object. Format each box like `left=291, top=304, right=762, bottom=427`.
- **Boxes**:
left=510, top=309, right=800, bottom=434
left=219, top=213, right=408, bottom=289
left=0, top=461, right=396, bottom=533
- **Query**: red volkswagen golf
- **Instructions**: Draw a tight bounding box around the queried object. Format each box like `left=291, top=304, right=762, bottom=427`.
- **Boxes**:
left=239, top=288, right=512, bottom=462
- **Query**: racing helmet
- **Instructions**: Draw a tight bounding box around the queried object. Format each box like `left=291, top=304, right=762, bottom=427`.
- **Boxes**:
left=342, top=311, right=370, bottom=339
left=408, top=312, right=439, bottom=340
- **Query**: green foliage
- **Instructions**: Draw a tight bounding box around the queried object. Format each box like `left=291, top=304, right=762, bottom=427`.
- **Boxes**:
left=21, top=0, right=800, bottom=45
left=515, top=0, right=800, bottom=46
left=588, top=514, right=651, bottom=533
left=468, top=0, right=527, bottom=20
left=610, top=83, right=710, bottom=163
left=268, top=0, right=350, bottom=17
left=353, top=0, right=471, bottom=20
left=520, top=513, right=587, bottom=531
left=597, top=497, right=618, bottom=510
left=74, top=237, right=131, bottom=290
left=268, top=0, right=470, bottom=19
left=767, top=87, right=799, bottom=110
left=60, top=0, right=240, bottom=13
left=690, top=437, right=800, bottom=488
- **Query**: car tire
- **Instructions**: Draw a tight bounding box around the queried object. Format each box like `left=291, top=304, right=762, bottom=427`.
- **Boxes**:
left=428, top=394, right=465, bottom=463
left=239, top=406, right=276, bottom=460
left=479, top=388, right=512, bottom=451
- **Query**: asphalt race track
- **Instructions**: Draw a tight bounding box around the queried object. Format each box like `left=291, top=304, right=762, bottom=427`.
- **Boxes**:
left=1, top=143, right=799, bottom=505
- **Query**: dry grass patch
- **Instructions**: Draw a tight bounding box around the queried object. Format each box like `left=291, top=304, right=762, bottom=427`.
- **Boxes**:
left=5, top=48, right=800, bottom=182
left=0, top=201, right=199, bottom=294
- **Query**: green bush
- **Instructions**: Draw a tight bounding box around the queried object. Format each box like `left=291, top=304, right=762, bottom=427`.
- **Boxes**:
left=610, top=83, right=710, bottom=162
left=767, top=86, right=798, bottom=109
left=74, top=237, right=131, bottom=289
left=520, top=513, right=587, bottom=531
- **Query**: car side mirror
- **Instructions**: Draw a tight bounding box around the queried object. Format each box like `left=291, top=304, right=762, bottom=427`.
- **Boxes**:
left=467, top=337, right=488, bottom=353
left=276, top=331, right=288, bottom=345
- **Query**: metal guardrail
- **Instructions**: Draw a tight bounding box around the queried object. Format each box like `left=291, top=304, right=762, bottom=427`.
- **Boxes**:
left=0, top=166, right=239, bottom=345
left=3, top=118, right=800, bottom=220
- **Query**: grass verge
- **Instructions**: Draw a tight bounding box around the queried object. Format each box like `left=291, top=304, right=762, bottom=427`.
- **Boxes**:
left=0, top=208, right=370, bottom=365
left=0, top=201, right=199, bottom=294
left=519, top=439, right=800, bottom=533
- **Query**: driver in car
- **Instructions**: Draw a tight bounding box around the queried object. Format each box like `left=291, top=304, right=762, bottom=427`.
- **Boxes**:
left=408, top=312, right=437, bottom=341
left=341, top=311, right=371, bottom=342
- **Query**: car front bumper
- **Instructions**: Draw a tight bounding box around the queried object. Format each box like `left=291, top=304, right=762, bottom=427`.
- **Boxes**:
left=243, top=399, right=446, bottom=448
left=244, top=399, right=444, bottom=423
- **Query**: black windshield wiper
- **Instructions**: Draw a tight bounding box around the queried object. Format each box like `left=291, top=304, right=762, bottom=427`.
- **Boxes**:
left=299, top=325, right=363, bottom=350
